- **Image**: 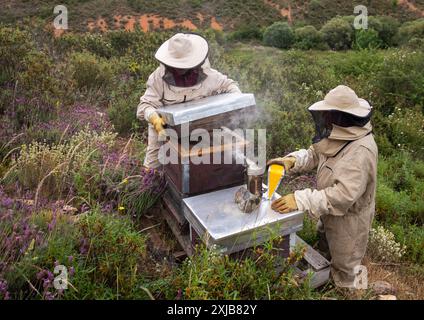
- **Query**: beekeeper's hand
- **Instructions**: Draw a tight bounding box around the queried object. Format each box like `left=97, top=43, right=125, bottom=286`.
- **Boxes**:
left=149, top=112, right=166, bottom=138
left=271, top=193, right=298, bottom=214
left=267, top=156, right=296, bottom=172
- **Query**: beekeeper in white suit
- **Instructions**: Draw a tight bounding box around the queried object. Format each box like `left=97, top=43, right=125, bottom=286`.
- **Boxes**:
left=136, top=33, right=241, bottom=169
left=268, top=85, right=378, bottom=288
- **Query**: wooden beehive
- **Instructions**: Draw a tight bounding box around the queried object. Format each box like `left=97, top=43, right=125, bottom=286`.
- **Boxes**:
left=164, top=137, right=248, bottom=196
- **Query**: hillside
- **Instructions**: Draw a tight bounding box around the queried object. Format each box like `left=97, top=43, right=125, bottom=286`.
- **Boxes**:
left=1, top=0, right=424, bottom=33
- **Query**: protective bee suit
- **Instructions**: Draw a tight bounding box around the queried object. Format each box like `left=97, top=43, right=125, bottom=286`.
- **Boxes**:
left=136, top=33, right=241, bottom=168
left=269, top=85, right=378, bottom=288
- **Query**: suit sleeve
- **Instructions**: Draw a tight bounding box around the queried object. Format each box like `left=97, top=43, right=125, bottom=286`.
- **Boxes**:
left=136, top=69, right=164, bottom=122
left=288, top=146, right=319, bottom=174
left=294, top=146, right=369, bottom=219
left=210, top=69, right=241, bottom=94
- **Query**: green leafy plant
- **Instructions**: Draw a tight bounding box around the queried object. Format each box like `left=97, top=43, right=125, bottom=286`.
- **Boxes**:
left=321, top=17, right=354, bottom=50
left=69, top=52, right=115, bottom=90
left=354, top=29, right=383, bottom=50
left=263, top=22, right=295, bottom=49
left=294, top=25, right=327, bottom=50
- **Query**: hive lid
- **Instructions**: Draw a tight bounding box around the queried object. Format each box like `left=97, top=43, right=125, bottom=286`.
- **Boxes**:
left=157, top=93, right=256, bottom=126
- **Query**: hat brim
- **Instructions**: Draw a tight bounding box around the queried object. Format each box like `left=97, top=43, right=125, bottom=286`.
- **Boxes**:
left=308, top=98, right=371, bottom=117
left=155, top=34, right=209, bottom=69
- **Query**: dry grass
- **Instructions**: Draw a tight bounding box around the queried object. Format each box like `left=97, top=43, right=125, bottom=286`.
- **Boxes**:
left=363, top=255, right=424, bottom=300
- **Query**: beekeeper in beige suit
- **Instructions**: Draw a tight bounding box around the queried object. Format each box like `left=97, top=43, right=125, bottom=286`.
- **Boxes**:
left=137, top=33, right=241, bottom=168
left=268, top=85, right=378, bottom=288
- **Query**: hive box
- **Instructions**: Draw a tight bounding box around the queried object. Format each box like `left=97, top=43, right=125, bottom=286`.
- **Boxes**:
left=157, top=93, right=256, bottom=197
left=164, top=136, right=248, bottom=196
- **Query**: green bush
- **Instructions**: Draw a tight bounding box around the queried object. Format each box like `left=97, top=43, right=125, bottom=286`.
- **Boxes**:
left=294, top=25, right=327, bottom=50
left=404, top=37, right=424, bottom=49
left=108, top=82, right=145, bottom=135
left=321, top=17, right=354, bottom=50
left=376, top=152, right=424, bottom=226
left=227, top=24, right=264, bottom=42
left=4, top=129, right=116, bottom=199
left=157, top=241, right=316, bottom=300
left=372, top=50, right=424, bottom=114
left=354, top=29, right=383, bottom=50
left=0, top=27, right=34, bottom=83
left=263, top=22, right=295, bottom=49
left=385, top=107, right=424, bottom=159
left=4, top=208, right=150, bottom=299
left=396, top=18, right=424, bottom=46
left=369, top=16, right=400, bottom=47
left=81, top=34, right=114, bottom=59
left=75, top=211, right=147, bottom=293
left=106, top=30, right=138, bottom=54
left=69, top=52, right=114, bottom=90
left=389, top=223, right=424, bottom=265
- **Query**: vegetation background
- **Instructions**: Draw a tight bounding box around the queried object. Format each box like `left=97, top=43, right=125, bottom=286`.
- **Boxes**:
left=0, top=0, right=423, bottom=300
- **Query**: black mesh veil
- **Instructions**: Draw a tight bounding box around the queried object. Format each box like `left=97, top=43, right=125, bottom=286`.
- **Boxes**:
left=310, top=109, right=372, bottom=144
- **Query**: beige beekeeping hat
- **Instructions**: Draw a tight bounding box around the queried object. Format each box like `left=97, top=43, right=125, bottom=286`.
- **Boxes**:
left=155, top=33, right=209, bottom=69
left=308, top=85, right=372, bottom=117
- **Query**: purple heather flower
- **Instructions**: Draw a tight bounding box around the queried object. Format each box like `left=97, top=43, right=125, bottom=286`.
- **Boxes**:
left=46, top=271, right=54, bottom=280
left=44, top=291, right=55, bottom=300
left=1, top=197, right=13, bottom=208
left=36, top=271, right=45, bottom=280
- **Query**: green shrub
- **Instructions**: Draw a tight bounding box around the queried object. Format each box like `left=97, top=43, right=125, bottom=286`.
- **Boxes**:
left=321, top=17, right=354, bottom=50
left=227, top=24, right=264, bottom=42
left=4, top=129, right=116, bottom=199
left=353, top=29, right=383, bottom=50
left=55, top=33, right=114, bottom=58
left=19, top=51, right=59, bottom=95
left=0, top=27, right=34, bottom=83
left=75, top=211, right=147, bottom=294
left=294, top=25, right=327, bottom=50
left=396, top=18, right=424, bottom=46
left=106, top=30, right=138, bottom=54
left=69, top=52, right=114, bottom=90
left=297, top=216, right=319, bottom=246
left=81, top=34, right=114, bottom=58
left=372, top=50, right=424, bottom=114
left=370, top=16, right=400, bottom=47
left=389, top=223, right=424, bottom=265
left=376, top=152, right=424, bottom=226
left=4, top=208, right=150, bottom=300
left=157, top=241, right=316, bottom=300
left=108, top=83, right=145, bottom=135
left=385, top=107, right=424, bottom=159
left=263, top=22, right=295, bottom=49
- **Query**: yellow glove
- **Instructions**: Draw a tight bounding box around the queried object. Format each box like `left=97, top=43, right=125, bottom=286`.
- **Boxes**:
left=271, top=193, right=298, bottom=214
left=267, top=156, right=296, bottom=172
left=149, top=112, right=166, bottom=137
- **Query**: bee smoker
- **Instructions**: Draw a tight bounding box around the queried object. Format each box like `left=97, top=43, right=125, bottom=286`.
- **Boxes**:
left=246, top=163, right=265, bottom=198
left=234, top=160, right=265, bottom=213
